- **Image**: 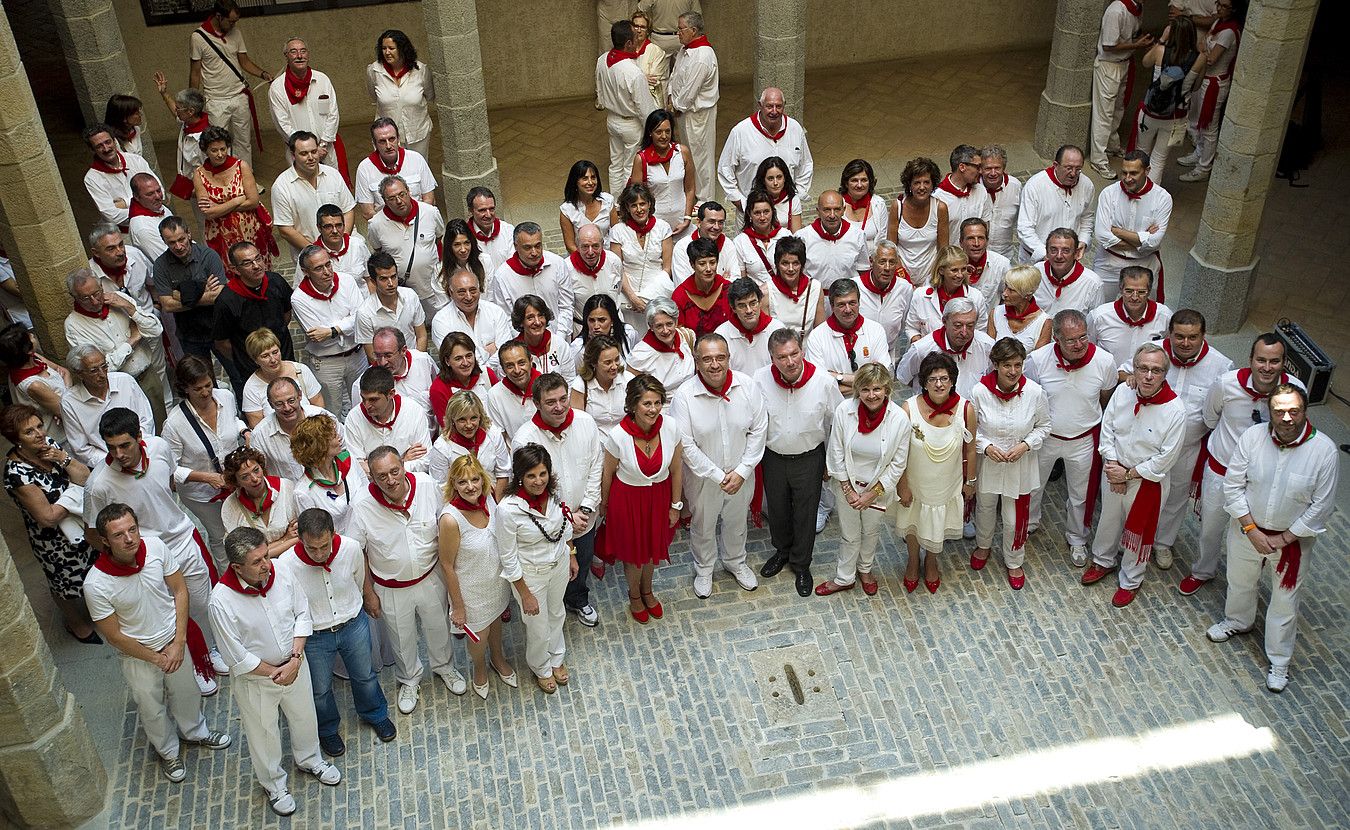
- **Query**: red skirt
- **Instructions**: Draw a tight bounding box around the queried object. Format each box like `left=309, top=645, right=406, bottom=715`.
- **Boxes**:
left=597, top=477, right=675, bottom=566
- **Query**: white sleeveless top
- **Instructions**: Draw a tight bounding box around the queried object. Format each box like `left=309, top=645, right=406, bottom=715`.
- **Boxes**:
left=895, top=196, right=939, bottom=287
left=992, top=305, right=1048, bottom=352
left=440, top=500, right=510, bottom=632
left=641, top=146, right=688, bottom=229
left=771, top=194, right=802, bottom=228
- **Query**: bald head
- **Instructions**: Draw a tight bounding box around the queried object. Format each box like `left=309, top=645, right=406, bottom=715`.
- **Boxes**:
left=577, top=223, right=605, bottom=266
left=816, top=189, right=844, bottom=232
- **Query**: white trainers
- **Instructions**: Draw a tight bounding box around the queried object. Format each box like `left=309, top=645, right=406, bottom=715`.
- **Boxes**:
left=1153, top=545, right=1174, bottom=570
left=304, top=760, right=342, bottom=785
left=160, top=756, right=186, bottom=783
left=196, top=673, right=218, bottom=696
left=1069, top=544, right=1088, bottom=568
left=815, top=506, right=830, bottom=533
left=729, top=565, right=759, bottom=592
left=268, top=789, right=296, bottom=816
left=397, top=683, right=419, bottom=714
left=208, top=649, right=230, bottom=675
left=1091, top=162, right=1118, bottom=180
left=692, top=573, right=713, bottom=599
left=1206, top=620, right=1251, bottom=643
left=439, top=669, right=468, bottom=696
left=1179, top=168, right=1210, bottom=182
left=569, top=604, right=599, bottom=627
left=1265, top=665, right=1289, bottom=693
left=1175, top=150, right=1199, bottom=166
left=962, top=521, right=976, bottom=540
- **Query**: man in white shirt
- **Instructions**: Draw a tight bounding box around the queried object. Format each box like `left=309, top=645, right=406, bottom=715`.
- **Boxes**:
left=563, top=224, right=624, bottom=328
left=597, top=20, right=658, bottom=197
left=281, top=509, right=396, bottom=756
left=1032, top=228, right=1105, bottom=315
left=717, top=87, right=813, bottom=213
left=975, top=146, right=1022, bottom=260
left=271, top=131, right=356, bottom=259
left=667, top=12, right=719, bottom=201
left=210, top=527, right=341, bottom=816
left=754, top=329, right=842, bottom=596
left=511, top=373, right=604, bottom=627
left=1093, top=150, right=1174, bottom=295
left=126, top=174, right=174, bottom=261
left=365, top=176, right=447, bottom=319
left=796, top=191, right=871, bottom=290
left=85, top=504, right=231, bottom=783
left=355, top=252, right=427, bottom=359
left=354, top=118, right=437, bottom=220
left=1207, top=384, right=1338, bottom=693
left=431, top=268, right=514, bottom=359
left=268, top=39, right=342, bottom=173
left=856, top=241, right=912, bottom=351
left=344, top=367, right=432, bottom=474
left=934, top=145, right=993, bottom=246
left=672, top=333, right=768, bottom=599
left=348, top=448, right=463, bottom=714
left=958, top=218, right=1011, bottom=307
left=291, top=245, right=366, bottom=418
left=87, top=224, right=156, bottom=311
left=466, top=187, right=515, bottom=279
left=60, top=345, right=155, bottom=466
left=1017, top=145, right=1094, bottom=262
left=488, top=223, right=572, bottom=324
left=252, top=379, right=339, bottom=479
left=189, top=0, right=271, bottom=166
left=64, top=269, right=167, bottom=422
left=1087, top=266, right=1172, bottom=376
left=485, top=340, right=540, bottom=438
left=896, top=298, right=994, bottom=401
left=313, top=204, right=372, bottom=284
left=82, top=125, right=159, bottom=228
left=350, top=327, right=437, bottom=415
left=806, top=278, right=892, bottom=397
left=1089, top=0, right=1153, bottom=179
left=672, top=202, right=741, bottom=283
left=715, top=278, right=784, bottom=374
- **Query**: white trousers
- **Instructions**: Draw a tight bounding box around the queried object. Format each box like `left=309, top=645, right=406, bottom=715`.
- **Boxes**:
left=832, top=480, right=888, bottom=584
left=1222, top=523, right=1307, bottom=669
left=974, top=489, right=1026, bottom=569
left=121, top=651, right=209, bottom=760
left=1091, top=475, right=1170, bottom=589
left=676, top=108, right=717, bottom=203
left=1030, top=433, right=1096, bottom=546
left=306, top=349, right=367, bottom=420
left=1089, top=59, right=1131, bottom=167
left=233, top=664, right=322, bottom=796
left=686, top=470, right=754, bottom=578
left=1155, top=437, right=1203, bottom=548
left=373, top=570, right=453, bottom=687
left=607, top=114, right=644, bottom=196
left=174, top=543, right=218, bottom=651
left=512, top=557, right=568, bottom=678
left=596, top=0, right=634, bottom=58
left=1190, top=77, right=1231, bottom=173
left=205, top=92, right=254, bottom=167
left=1193, top=465, right=1229, bottom=580
left=1131, top=108, right=1186, bottom=183
left=182, top=497, right=228, bottom=574
left=404, top=136, right=431, bottom=162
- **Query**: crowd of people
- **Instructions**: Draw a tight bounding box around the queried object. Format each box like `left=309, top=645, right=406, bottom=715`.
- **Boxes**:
left=0, top=0, right=1337, bottom=820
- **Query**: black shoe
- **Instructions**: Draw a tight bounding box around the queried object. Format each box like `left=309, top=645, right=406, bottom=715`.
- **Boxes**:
left=319, top=733, right=346, bottom=757
left=760, top=551, right=789, bottom=578
left=65, top=625, right=102, bottom=645
left=795, top=569, right=812, bottom=597
left=371, top=718, right=397, bottom=742
left=1049, top=459, right=1065, bottom=482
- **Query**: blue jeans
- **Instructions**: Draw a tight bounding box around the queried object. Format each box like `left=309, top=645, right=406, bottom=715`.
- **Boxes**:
left=305, top=610, right=388, bottom=737
left=564, top=524, right=597, bottom=610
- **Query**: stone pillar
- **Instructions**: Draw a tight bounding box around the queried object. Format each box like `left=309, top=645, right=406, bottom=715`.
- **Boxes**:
left=1034, top=0, right=1100, bottom=158
left=420, top=0, right=501, bottom=217
left=0, top=537, right=108, bottom=828
left=1178, top=0, right=1319, bottom=333
left=0, top=10, right=88, bottom=358
left=754, top=0, right=807, bottom=122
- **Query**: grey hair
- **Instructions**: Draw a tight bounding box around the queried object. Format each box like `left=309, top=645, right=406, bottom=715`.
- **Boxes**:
left=979, top=145, right=1008, bottom=165
left=298, top=244, right=328, bottom=271
left=65, top=342, right=105, bottom=374
left=1134, top=342, right=1167, bottom=364
left=679, top=11, right=705, bottom=33
left=766, top=327, right=801, bottom=352
left=941, top=296, right=979, bottom=321
left=223, top=526, right=267, bottom=566
left=378, top=175, right=408, bottom=198
left=694, top=331, right=728, bottom=352
left=1119, top=265, right=1155, bottom=289
left=645, top=296, right=678, bottom=326
left=65, top=267, right=98, bottom=295
left=514, top=221, right=543, bottom=240
left=1051, top=308, right=1088, bottom=339
left=175, top=88, right=207, bottom=116
left=873, top=239, right=901, bottom=259
left=86, top=223, right=121, bottom=250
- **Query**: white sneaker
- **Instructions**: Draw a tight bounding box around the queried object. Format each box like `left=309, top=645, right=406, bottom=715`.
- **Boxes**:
left=1153, top=545, right=1174, bottom=570
left=196, top=673, right=218, bottom=696
left=397, top=683, right=419, bottom=714
left=729, top=565, right=758, bottom=592
left=962, top=521, right=976, bottom=539
left=268, top=790, right=296, bottom=816
left=815, top=506, right=830, bottom=533
left=1091, top=162, right=1118, bottom=180
left=1178, top=168, right=1210, bottom=182
left=1206, top=620, right=1251, bottom=643
left=439, top=669, right=468, bottom=696
left=1265, top=665, right=1289, bottom=693
left=1069, top=544, right=1088, bottom=568
left=208, top=648, right=230, bottom=675
left=1175, top=150, right=1199, bottom=166
left=692, top=574, right=713, bottom=599
left=569, top=604, right=599, bottom=627
left=304, top=760, right=342, bottom=785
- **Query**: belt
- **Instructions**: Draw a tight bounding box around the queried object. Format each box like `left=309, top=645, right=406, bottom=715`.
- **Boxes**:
left=1207, top=456, right=1228, bottom=477
left=1051, top=426, right=1099, bottom=442
left=652, top=29, right=676, bottom=35
left=315, top=345, right=361, bottom=358
left=370, top=562, right=438, bottom=589
left=766, top=444, right=825, bottom=460
left=313, top=616, right=355, bottom=634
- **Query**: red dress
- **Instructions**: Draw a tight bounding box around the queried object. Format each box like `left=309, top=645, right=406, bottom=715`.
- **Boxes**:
left=597, top=416, right=677, bottom=566
left=197, top=158, right=278, bottom=269
left=670, top=276, right=731, bottom=338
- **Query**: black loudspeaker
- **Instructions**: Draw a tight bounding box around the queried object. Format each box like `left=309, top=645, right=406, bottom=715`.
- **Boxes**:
left=1274, top=319, right=1334, bottom=405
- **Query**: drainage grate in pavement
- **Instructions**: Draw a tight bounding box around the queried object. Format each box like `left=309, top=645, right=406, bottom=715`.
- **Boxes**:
left=746, top=642, right=843, bottom=728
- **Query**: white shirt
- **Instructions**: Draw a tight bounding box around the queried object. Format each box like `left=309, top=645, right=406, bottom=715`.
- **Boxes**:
left=365, top=62, right=435, bottom=144
left=513, top=335, right=579, bottom=385
left=668, top=41, right=719, bottom=112
left=357, top=349, right=437, bottom=415
left=673, top=235, right=743, bottom=285
left=59, top=373, right=155, bottom=467
left=762, top=275, right=824, bottom=337
left=559, top=193, right=615, bottom=244
left=856, top=272, right=913, bottom=348
left=805, top=317, right=892, bottom=378
left=1087, top=300, right=1172, bottom=371
left=314, top=233, right=372, bottom=285
left=595, top=53, right=657, bottom=121
left=63, top=291, right=163, bottom=379
left=89, top=247, right=155, bottom=310
left=276, top=534, right=365, bottom=629
left=209, top=564, right=312, bottom=675
left=127, top=204, right=173, bottom=262
left=971, top=379, right=1052, bottom=496
left=897, top=331, right=996, bottom=401
left=795, top=221, right=871, bottom=290
left=733, top=227, right=788, bottom=284
left=627, top=337, right=695, bottom=396
left=754, top=363, right=843, bottom=455
left=670, top=372, right=767, bottom=484
left=715, top=316, right=785, bottom=375
left=717, top=114, right=813, bottom=206
left=827, top=398, right=911, bottom=508
left=268, top=70, right=340, bottom=144
left=161, top=389, right=247, bottom=504
left=270, top=166, right=356, bottom=256
left=563, top=251, right=624, bottom=325
left=496, top=494, right=570, bottom=579
left=975, top=174, right=1023, bottom=259
left=428, top=425, right=511, bottom=487
left=1203, top=370, right=1306, bottom=468
left=290, top=274, right=366, bottom=358
left=1122, top=343, right=1233, bottom=444
left=429, top=301, right=514, bottom=360
left=488, top=251, right=573, bottom=325
left=349, top=472, right=443, bottom=582
left=1224, top=423, right=1338, bottom=537
left=242, top=363, right=322, bottom=421
left=1024, top=343, right=1117, bottom=437
left=222, top=477, right=299, bottom=542
left=343, top=395, right=433, bottom=472
left=365, top=201, right=447, bottom=301
left=471, top=220, right=515, bottom=281
left=355, top=288, right=425, bottom=347
left=293, top=458, right=369, bottom=535
left=84, top=152, right=158, bottom=226
left=1016, top=169, right=1096, bottom=261
left=1093, top=181, right=1174, bottom=266
left=512, top=411, right=604, bottom=534
left=83, top=436, right=199, bottom=565
left=904, top=284, right=989, bottom=342
left=1098, top=384, right=1187, bottom=481
left=189, top=25, right=249, bottom=99
left=252, top=403, right=340, bottom=480
left=1031, top=261, right=1106, bottom=316
left=84, top=538, right=180, bottom=650
left=355, top=148, right=437, bottom=210
left=967, top=251, right=1011, bottom=307
left=484, top=379, right=539, bottom=439
left=934, top=176, right=994, bottom=246
left=1098, top=0, right=1143, bottom=61
left=569, top=370, right=632, bottom=432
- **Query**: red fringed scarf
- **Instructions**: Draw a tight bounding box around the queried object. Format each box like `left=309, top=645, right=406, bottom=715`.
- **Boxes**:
left=1121, top=382, right=1178, bottom=562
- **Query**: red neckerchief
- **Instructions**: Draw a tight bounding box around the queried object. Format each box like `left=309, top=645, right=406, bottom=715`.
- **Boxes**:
left=689, top=229, right=725, bottom=253
left=682, top=274, right=728, bottom=300
left=810, top=217, right=850, bottom=242
left=96, top=257, right=126, bottom=284
left=72, top=301, right=111, bottom=320
left=1272, top=420, right=1315, bottom=450
left=1121, top=0, right=1142, bottom=16
left=826, top=313, right=864, bottom=353
left=360, top=394, right=402, bottom=429
left=750, top=112, right=786, bottom=141
left=967, top=254, right=987, bottom=285
left=685, top=34, right=711, bottom=49
left=699, top=370, right=733, bottom=401
left=525, top=329, right=553, bottom=358
left=530, top=408, right=574, bottom=438
left=93, top=540, right=147, bottom=576
left=449, top=426, right=487, bottom=453
left=770, top=190, right=792, bottom=207
left=236, top=476, right=280, bottom=518
left=446, top=367, right=490, bottom=392
left=620, top=413, right=661, bottom=442
left=843, top=191, right=871, bottom=210
left=771, top=272, right=808, bottom=303
left=298, top=273, right=339, bottom=300
left=201, top=16, right=228, bottom=40
left=1163, top=338, right=1209, bottom=368
left=933, top=328, right=970, bottom=360
left=1045, top=166, right=1074, bottom=196
left=1005, top=299, right=1042, bottom=321
left=859, top=269, right=898, bottom=298
left=625, top=215, right=657, bottom=236
left=1236, top=368, right=1287, bottom=401
left=857, top=399, right=887, bottom=434
left=385, top=350, right=412, bottom=382
left=106, top=441, right=150, bottom=477
left=128, top=200, right=166, bottom=220
left=771, top=361, right=816, bottom=391
left=1134, top=380, right=1179, bottom=414
left=981, top=372, right=1026, bottom=402
left=569, top=249, right=605, bottom=276
left=606, top=48, right=638, bottom=67
left=1042, top=261, right=1084, bottom=297
left=203, top=155, right=240, bottom=175
left=471, top=218, right=500, bottom=243
left=369, top=472, right=416, bottom=514
left=985, top=173, right=1008, bottom=202
left=936, top=174, right=969, bottom=198
left=368, top=148, right=404, bottom=175
left=503, top=369, right=541, bottom=403
left=731, top=311, right=772, bottom=342
left=1122, top=177, right=1154, bottom=201
left=1054, top=342, right=1097, bottom=371
left=182, top=113, right=210, bottom=136
left=226, top=273, right=269, bottom=301
left=641, top=329, right=683, bottom=359
left=1114, top=299, right=1156, bottom=327
left=923, top=391, right=961, bottom=417
left=451, top=494, right=490, bottom=515
left=519, top=488, right=549, bottom=514
left=293, top=534, right=342, bottom=571
left=381, top=60, right=409, bottom=80
left=382, top=203, right=417, bottom=226
left=639, top=143, right=675, bottom=166
left=932, top=284, right=965, bottom=311
left=315, top=233, right=350, bottom=257
left=7, top=359, right=48, bottom=385
left=283, top=67, right=312, bottom=105
left=89, top=152, right=127, bottom=175
left=505, top=253, right=543, bottom=277
left=742, top=223, right=780, bottom=245
left=221, top=566, right=275, bottom=596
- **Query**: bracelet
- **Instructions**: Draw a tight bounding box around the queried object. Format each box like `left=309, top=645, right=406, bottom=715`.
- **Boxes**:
left=964, top=478, right=977, bottom=486
left=1241, top=523, right=1257, bottom=534
left=290, top=652, right=303, bottom=663
left=330, top=326, right=339, bottom=339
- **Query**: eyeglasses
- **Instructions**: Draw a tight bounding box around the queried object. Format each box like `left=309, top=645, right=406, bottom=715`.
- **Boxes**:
left=926, top=377, right=952, bottom=386
left=1120, top=289, right=1150, bottom=298
left=1058, top=334, right=1091, bottom=345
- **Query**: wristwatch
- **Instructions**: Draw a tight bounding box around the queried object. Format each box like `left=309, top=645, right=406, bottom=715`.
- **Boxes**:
left=670, top=501, right=684, bottom=510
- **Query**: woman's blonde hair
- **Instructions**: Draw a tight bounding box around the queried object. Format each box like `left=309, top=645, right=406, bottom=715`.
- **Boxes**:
left=851, top=362, right=894, bottom=400
left=928, top=245, right=969, bottom=288
left=244, top=327, right=281, bottom=361
left=1002, top=264, right=1042, bottom=298
left=444, top=452, right=492, bottom=502
left=441, top=389, right=492, bottom=439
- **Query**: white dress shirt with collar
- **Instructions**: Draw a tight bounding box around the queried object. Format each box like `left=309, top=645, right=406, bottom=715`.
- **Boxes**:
left=753, top=363, right=843, bottom=456
left=670, top=371, right=767, bottom=484
left=275, top=534, right=365, bottom=630
left=1016, top=169, right=1096, bottom=262
left=59, top=372, right=156, bottom=467
left=342, top=395, right=433, bottom=473
left=209, top=563, right=312, bottom=675
left=511, top=410, right=604, bottom=535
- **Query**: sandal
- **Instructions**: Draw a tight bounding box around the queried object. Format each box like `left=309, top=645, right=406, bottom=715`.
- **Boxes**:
left=553, top=664, right=569, bottom=686
left=535, top=675, right=558, bottom=694
left=629, top=592, right=649, bottom=624
left=641, top=591, right=663, bottom=619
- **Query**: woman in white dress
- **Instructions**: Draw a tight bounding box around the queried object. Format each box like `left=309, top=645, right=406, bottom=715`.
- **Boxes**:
left=438, top=453, right=515, bottom=698
left=609, top=183, right=674, bottom=335
left=241, top=327, right=323, bottom=427
left=815, top=363, right=910, bottom=597
left=366, top=30, right=435, bottom=159
left=906, top=245, right=988, bottom=342
left=629, top=10, right=669, bottom=109
left=988, top=264, right=1051, bottom=352
left=161, top=355, right=246, bottom=569
left=571, top=334, right=633, bottom=432
left=732, top=189, right=789, bottom=285
left=559, top=160, right=614, bottom=253
left=970, top=338, right=1051, bottom=590
left=840, top=159, right=889, bottom=252
left=0, top=325, right=69, bottom=447
left=220, top=446, right=299, bottom=558
left=289, top=413, right=367, bottom=535
left=888, top=157, right=949, bottom=287
left=627, top=110, right=694, bottom=237
left=762, top=236, right=825, bottom=337
left=894, top=351, right=978, bottom=594
left=428, top=389, right=510, bottom=497
left=626, top=298, right=695, bottom=397
left=753, top=156, right=803, bottom=232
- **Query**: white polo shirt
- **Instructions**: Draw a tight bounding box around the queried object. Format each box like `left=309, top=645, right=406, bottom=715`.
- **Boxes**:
left=354, top=148, right=436, bottom=210
left=1023, top=343, right=1117, bottom=438
left=355, top=288, right=425, bottom=347
left=975, top=174, right=1022, bottom=260
left=364, top=201, right=446, bottom=302
left=83, top=538, right=180, bottom=650
left=856, top=270, right=913, bottom=348
left=270, top=165, right=356, bottom=256
left=314, top=233, right=373, bottom=284
left=1086, top=299, right=1172, bottom=371
left=1031, top=261, right=1105, bottom=316
left=268, top=69, right=340, bottom=144
left=83, top=436, right=200, bottom=566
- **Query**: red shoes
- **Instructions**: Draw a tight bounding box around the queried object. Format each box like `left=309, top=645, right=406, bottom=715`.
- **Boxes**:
left=1177, top=575, right=1209, bottom=595
left=903, top=577, right=919, bottom=593
left=629, top=594, right=649, bottom=624
left=860, top=578, right=879, bottom=596
left=970, top=551, right=990, bottom=571
left=1080, top=563, right=1115, bottom=585
left=924, top=577, right=940, bottom=594
left=814, top=580, right=856, bottom=596
left=1112, top=587, right=1137, bottom=607
left=1007, top=569, right=1025, bottom=590
left=641, top=592, right=663, bottom=619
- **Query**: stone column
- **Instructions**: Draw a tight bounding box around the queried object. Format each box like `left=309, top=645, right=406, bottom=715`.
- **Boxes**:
left=420, top=0, right=501, bottom=217
left=1034, top=0, right=1100, bottom=158
left=0, top=536, right=108, bottom=828
left=0, top=10, right=89, bottom=358
left=754, top=0, right=807, bottom=122
left=1178, top=0, right=1319, bottom=332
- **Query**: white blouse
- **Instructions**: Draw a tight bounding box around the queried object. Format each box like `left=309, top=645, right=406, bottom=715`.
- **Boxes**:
left=610, top=219, right=675, bottom=325
left=602, top=416, right=680, bottom=487
left=771, top=194, right=802, bottom=228
left=292, top=457, right=369, bottom=536
left=9, top=369, right=67, bottom=446
left=496, top=494, right=570, bottom=580
left=733, top=227, right=789, bottom=283
left=844, top=194, right=889, bottom=253
left=826, top=398, right=911, bottom=508
left=763, top=276, right=824, bottom=337
left=560, top=192, right=614, bottom=241
left=428, top=425, right=511, bottom=487
left=570, top=369, right=633, bottom=432
left=641, top=147, right=689, bottom=227
left=242, top=363, right=323, bottom=421
left=161, top=390, right=247, bottom=504
left=366, top=61, right=435, bottom=144
left=970, top=380, right=1052, bottom=497
left=221, top=477, right=299, bottom=542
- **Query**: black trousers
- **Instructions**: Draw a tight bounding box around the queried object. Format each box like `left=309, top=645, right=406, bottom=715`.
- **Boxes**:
left=762, top=444, right=827, bottom=572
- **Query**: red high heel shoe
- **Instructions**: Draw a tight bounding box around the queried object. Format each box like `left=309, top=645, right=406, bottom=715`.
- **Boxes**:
left=629, top=594, right=649, bottom=624
left=642, top=591, right=663, bottom=619
left=925, top=577, right=941, bottom=594
left=903, top=576, right=919, bottom=593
